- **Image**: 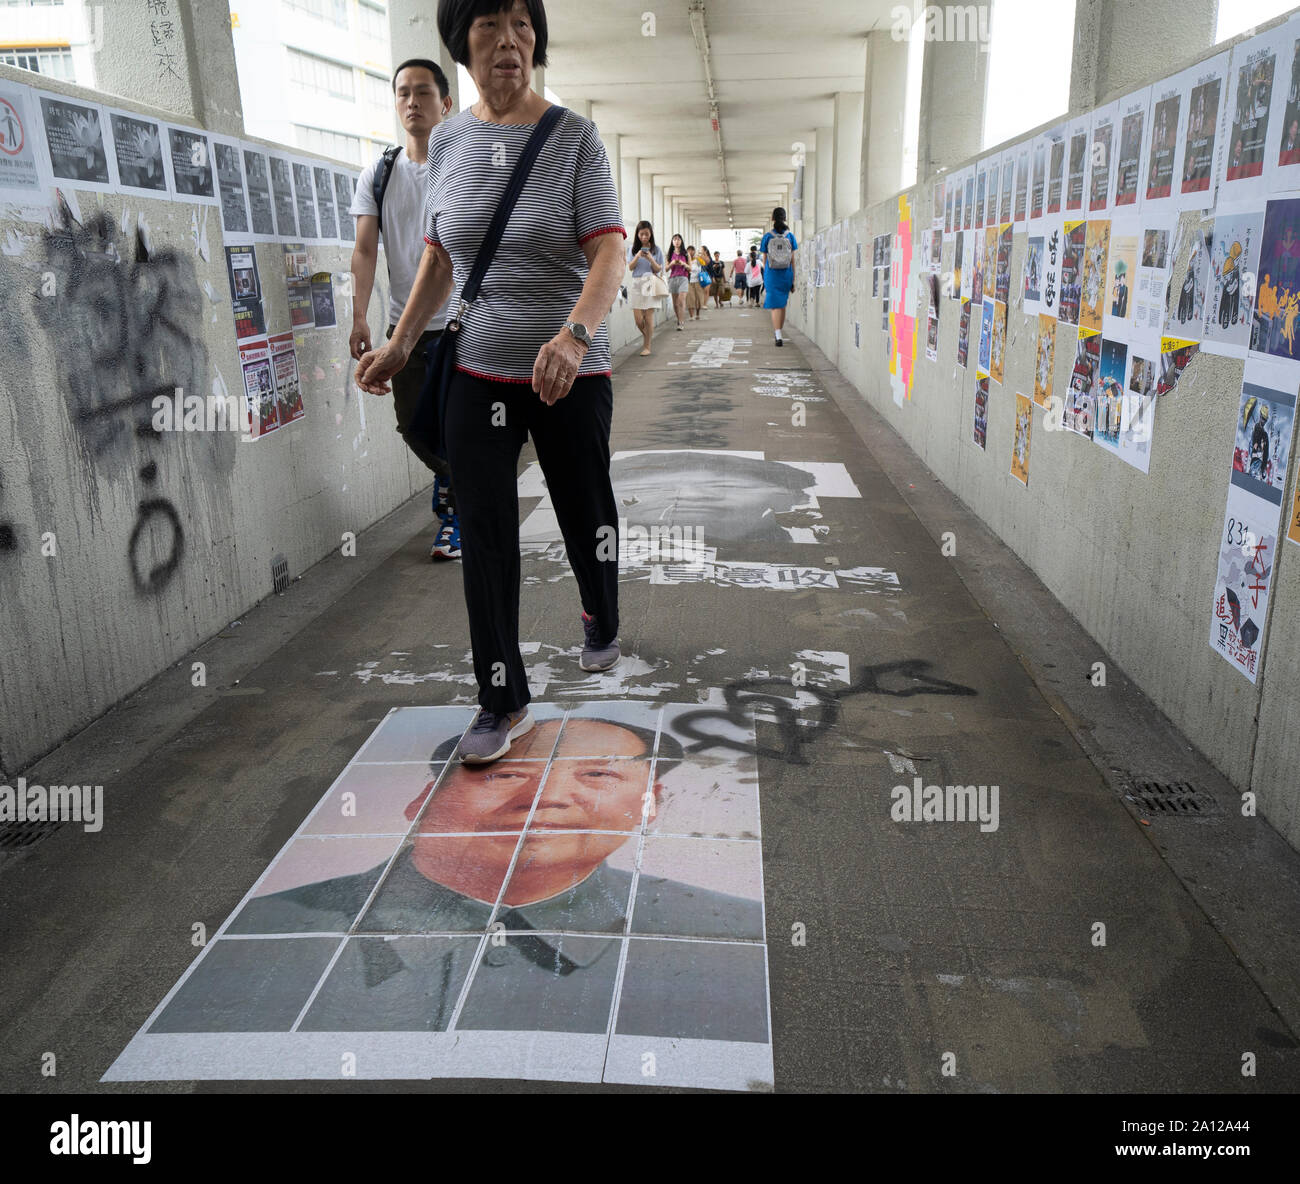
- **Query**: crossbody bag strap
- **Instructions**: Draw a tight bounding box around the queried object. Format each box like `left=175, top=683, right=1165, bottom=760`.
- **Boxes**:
left=447, top=104, right=566, bottom=330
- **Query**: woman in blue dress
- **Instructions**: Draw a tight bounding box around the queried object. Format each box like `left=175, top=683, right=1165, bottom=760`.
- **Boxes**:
left=759, top=206, right=798, bottom=347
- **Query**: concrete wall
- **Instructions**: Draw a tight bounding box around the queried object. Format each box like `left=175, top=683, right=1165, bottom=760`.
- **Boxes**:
left=0, top=61, right=658, bottom=778
left=789, top=28, right=1300, bottom=852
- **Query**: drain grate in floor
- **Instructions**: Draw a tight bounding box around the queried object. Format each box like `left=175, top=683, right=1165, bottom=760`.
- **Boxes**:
left=1124, top=779, right=1223, bottom=817
left=0, top=818, right=62, bottom=855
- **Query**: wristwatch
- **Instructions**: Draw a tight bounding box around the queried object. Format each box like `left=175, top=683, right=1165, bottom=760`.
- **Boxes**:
left=563, top=321, right=593, bottom=349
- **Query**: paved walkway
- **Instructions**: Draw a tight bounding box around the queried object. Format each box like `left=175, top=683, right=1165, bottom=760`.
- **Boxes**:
left=3, top=305, right=1299, bottom=1092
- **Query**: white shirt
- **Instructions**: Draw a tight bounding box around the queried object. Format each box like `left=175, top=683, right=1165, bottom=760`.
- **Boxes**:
left=351, top=149, right=450, bottom=332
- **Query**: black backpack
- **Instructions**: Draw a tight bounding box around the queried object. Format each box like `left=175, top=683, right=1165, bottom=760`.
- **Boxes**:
left=371, top=144, right=402, bottom=238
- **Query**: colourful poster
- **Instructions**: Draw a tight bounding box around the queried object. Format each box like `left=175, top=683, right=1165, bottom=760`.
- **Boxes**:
left=1221, top=28, right=1283, bottom=200
left=1045, top=124, right=1067, bottom=217
left=1145, top=77, right=1183, bottom=205
left=1080, top=219, right=1111, bottom=334
left=1287, top=480, right=1300, bottom=546
left=270, top=331, right=304, bottom=425
left=958, top=298, right=971, bottom=368
left=1013, top=145, right=1030, bottom=224
left=1133, top=213, right=1176, bottom=346
left=1058, top=220, right=1086, bottom=327
left=1034, top=314, right=1057, bottom=407
left=1178, top=53, right=1228, bottom=208
left=1201, top=208, right=1263, bottom=356
left=889, top=195, right=919, bottom=405
left=1024, top=233, right=1044, bottom=315
left=975, top=165, right=987, bottom=230
left=239, top=336, right=279, bottom=439
left=926, top=301, right=939, bottom=362
left=963, top=169, right=975, bottom=232
left=1065, top=115, right=1089, bottom=213
left=985, top=158, right=1001, bottom=227
left=1277, top=31, right=1300, bottom=189
left=953, top=229, right=965, bottom=301
left=1251, top=197, right=1300, bottom=362
left=225, top=244, right=266, bottom=342
left=1065, top=329, right=1101, bottom=438
left=978, top=299, right=994, bottom=374
left=1114, top=87, right=1150, bottom=211
left=1088, top=102, right=1117, bottom=214
left=1030, top=134, right=1048, bottom=223
left=1011, top=393, right=1033, bottom=485
left=1104, top=215, right=1140, bottom=338
left=1156, top=336, right=1199, bottom=395
left=973, top=375, right=989, bottom=449
left=1094, top=337, right=1129, bottom=457
left=995, top=223, right=1013, bottom=305
left=283, top=243, right=314, bottom=330
left=999, top=148, right=1014, bottom=224
left=990, top=301, right=1007, bottom=385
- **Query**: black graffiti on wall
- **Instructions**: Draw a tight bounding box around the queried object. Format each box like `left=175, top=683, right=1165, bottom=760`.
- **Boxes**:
left=671, top=659, right=978, bottom=764
left=37, top=195, right=222, bottom=593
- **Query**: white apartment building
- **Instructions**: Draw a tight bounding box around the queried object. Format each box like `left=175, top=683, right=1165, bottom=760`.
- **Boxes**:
left=229, top=0, right=397, bottom=166
left=0, top=0, right=99, bottom=86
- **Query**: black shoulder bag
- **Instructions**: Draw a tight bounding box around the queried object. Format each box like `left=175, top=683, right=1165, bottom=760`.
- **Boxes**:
left=408, top=104, right=567, bottom=461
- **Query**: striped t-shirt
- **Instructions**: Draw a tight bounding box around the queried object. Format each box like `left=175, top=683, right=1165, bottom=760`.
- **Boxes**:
left=423, top=106, right=626, bottom=382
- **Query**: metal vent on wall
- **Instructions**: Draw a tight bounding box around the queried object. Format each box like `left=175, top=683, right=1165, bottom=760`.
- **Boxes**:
left=1124, top=779, right=1223, bottom=817
left=271, top=553, right=290, bottom=595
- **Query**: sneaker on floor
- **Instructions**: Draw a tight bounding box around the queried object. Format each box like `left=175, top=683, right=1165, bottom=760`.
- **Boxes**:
left=459, top=707, right=534, bottom=764
left=775, top=336, right=784, bottom=347
left=580, top=611, right=620, bottom=672
left=431, top=512, right=461, bottom=561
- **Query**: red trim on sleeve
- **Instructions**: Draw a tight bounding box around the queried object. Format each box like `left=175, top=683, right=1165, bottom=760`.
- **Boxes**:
left=579, top=225, right=626, bottom=245
left=425, top=235, right=439, bottom=247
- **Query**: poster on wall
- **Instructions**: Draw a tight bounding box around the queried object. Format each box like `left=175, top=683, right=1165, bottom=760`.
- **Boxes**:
left=1030, top=134, right=1048, bottom=225
left=1079, top=219, right=1111, bottom=335
left=964, top=168, right=975, bottom=233
left=1040, top=217, right=1063, bottom=320
left=1200, top=207, right=1263, bottom=356
left=242, top=147, right=278, bottom=241
left=945, top=183, right=955, bottom=237
left=1103, top=214, right=1140, bottom=338
left=1058, top=219, right=1086, bottom=327
left=978, top=298, right=994, bottom=374
left=106, top=109, right=171, bottom=197
left=37, top=93, right=116, bottom=192
left=1250, top=197, right=1300, bottom=363
left=973, top=374, right=989, bottom=449
left=1023, top=232, right=1044, bottom=315
left=926, top=302, right=939, bottom=362
left=1033, top=314, right=1057, bottom=407
left=1177, top=52, right=1229, bottom=209
left=1132, top=212, right=1176, bottom=345
left=225, top=244, right=266, bottom=342
left=1088, top=102, right=1118, bottom=215
left=1114, top=87, right=1151, bottom=212
left=166, top=125, right=218, bottom=204
left=1219, top=23, right=1291, bottom=205
left=313, top=164, right=340, bottom=244
left=334, top=171, right=357, bottom=244
left=1157, top=336, right=1200, bottom=394
left=1045, top=124, right=1067, bottom=217
left=270, top=331, right=305, bottom=426
left=984, top=158, right=1000, bottom=227
left=292, top=160, right=320, bottom=241
left=239, top=336, right=279, bottom=440
left=213, top=137, right=251, bottom=236
left=1209, top=358, right=1298, bottom=682
left=990, top=300, right=1008, bottom=385
left=1287, top=479, right=1300, bottom=546
left=1013, top=144, right=1030, bottom=224
left=0, top=82, right=46, bottom=195
left=995, top=223, right=1012, bottom=305
left=268, top=154, right=298, bottom=239
left=1066, top=114, right=1090, bottom=213
left=999, top=148, right=1014, bottom=224
left=311, top=271, right=337, bottom=330
left=283, top=243, right=314, bottom=330
left=1093, top=336, right=1130, bottom=459
left=953, top=229, right=965, bottom=301
left=1168, top=224, right=1212, bottom=337
left=1275, top=26, right=1300, bottom=191
left=1065, top=329, right=1101, bottom=438
left=958, top=298, right=971, bottom=368
left=1145, top=75, right=1184, bottom=209
left=1011, top=392, right=1033, bottom=485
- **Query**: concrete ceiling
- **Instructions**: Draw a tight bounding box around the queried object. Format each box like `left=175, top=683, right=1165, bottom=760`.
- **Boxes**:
left=543, top=0, right=891, bottom=228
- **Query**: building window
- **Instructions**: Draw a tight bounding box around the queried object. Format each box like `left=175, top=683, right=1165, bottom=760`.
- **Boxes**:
left=0, top=45, right=75, bottom=80
left=363, top=71, right=389, bottom=111
left=358, top=1, right=387, bottom=41
left=287, top=48, right=355, bottom=100
left=282, top=0, right=348, bottom=27
left=295, top=123, right=363, bottom=165
left=983, top=0, right=1076, bottom=149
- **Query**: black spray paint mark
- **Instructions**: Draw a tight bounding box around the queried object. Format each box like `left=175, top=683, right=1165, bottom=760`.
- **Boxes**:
left=672, top=659, right=978, bottom=764
left=128, top=498, right=184, bottom=594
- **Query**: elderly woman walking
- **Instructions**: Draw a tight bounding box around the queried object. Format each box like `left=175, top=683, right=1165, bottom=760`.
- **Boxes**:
left=356, top=0, right=626, bottom=763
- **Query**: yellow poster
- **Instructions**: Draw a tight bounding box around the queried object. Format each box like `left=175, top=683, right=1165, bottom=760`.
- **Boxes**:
left=1011, top=392, right=1033, bottom=486
left=1288, top=481, right=1300, bottom=546
left=1080, top=219, right=1111, bottom=333
left=1033, top=313, right=1056, bottom=407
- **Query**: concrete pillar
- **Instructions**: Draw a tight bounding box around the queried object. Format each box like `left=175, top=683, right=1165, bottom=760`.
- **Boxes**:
left=92, top=0, right=243, bottom=136
left=1069, top=0, right=1216, bottom=111
left=653, top=184, right=665, bottom=241
left=862, top=28, right=909, bottom=206
left=801, top=147, right=816, bottom=237
left=916, top=27, right=988, bottom=180
left=569, top=97, right=592, bottom=119
left=833, top=90, right=864, bottom=222
left=388, top=0, right=460, bottom=110
left=532, top=65, right=545, bottom=98
left=620, top=155, right=640, bottom=237
left=815, top=126, right=833, bottom=230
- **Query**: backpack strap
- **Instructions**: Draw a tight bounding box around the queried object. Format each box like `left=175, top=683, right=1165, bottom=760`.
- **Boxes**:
left=372, top=144, right=402, bottom=238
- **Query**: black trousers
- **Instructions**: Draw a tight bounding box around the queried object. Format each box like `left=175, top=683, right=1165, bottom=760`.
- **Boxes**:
left=387, top=326, right=455, bottom=507
left=444, top=368, right=620, bottom=714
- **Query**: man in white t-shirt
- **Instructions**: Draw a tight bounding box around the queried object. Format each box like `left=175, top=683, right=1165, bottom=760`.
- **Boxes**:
left=349, top=59, right=460, bottom=560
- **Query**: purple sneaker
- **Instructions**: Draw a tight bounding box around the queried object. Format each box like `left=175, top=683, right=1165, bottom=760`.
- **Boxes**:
left=459, top=707, right=534, bottom=764
left=580, top=612, right=621, bottom=672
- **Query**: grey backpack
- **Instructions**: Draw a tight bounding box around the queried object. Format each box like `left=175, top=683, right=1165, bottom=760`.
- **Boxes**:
left=767, top=231, right=793, bottom=269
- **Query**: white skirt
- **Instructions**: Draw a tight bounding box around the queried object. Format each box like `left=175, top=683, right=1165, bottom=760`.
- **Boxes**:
left=629, top=274, right=661, bottom=310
